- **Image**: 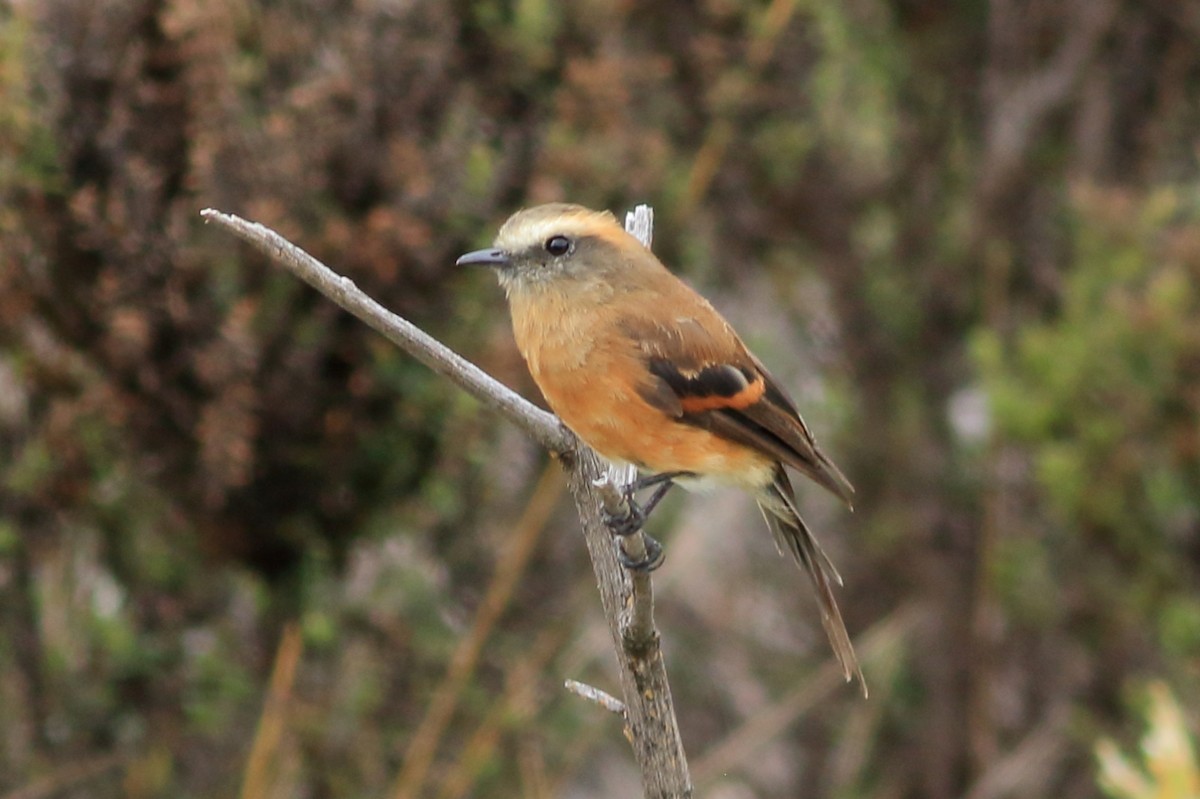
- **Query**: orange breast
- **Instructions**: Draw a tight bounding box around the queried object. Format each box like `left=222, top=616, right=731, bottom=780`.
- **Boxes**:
left=509, top=287, right=773, bottom=487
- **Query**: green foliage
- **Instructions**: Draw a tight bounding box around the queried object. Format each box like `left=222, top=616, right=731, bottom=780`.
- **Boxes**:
left=0, top=9, right=61, bottom=201
left=183, top=632, right=256, bottom=734
left=750, top=120, right=818, bottom=189
left=975, top=186, right=1200, bottom=653
left=801, top=0, right=903, bottom=181
left=989, top=533, right=1060, bottom=627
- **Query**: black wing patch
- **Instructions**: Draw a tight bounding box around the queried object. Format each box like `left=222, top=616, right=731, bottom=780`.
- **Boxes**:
left=647, top=359, right=756, bottom=402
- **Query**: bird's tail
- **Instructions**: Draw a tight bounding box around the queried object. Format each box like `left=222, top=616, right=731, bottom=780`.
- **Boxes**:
left=757, top=467, right=866, bottom=696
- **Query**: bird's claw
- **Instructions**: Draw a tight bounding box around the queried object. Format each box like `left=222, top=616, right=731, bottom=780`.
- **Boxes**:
left=603, top=495, right=665, bottom=571
left=616, top=532, right=665, bottom=572
left=602, top=497, right=646, bottom=537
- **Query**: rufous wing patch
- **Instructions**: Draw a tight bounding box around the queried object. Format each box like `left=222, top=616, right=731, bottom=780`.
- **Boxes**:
left=647, top=360, right=766, bottom=412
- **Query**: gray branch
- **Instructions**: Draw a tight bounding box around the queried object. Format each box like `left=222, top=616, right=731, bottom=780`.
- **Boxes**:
left=199, top=206, right=692, bottom=798
left=198, top=209, right=569, bottom=454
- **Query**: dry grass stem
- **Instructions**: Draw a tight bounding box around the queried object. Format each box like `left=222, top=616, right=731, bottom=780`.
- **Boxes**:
left=435, top=625, right=570, bottom=799
left=239, top=621, right=304, bottom=799
left=388, top=463, right=564, bottom=799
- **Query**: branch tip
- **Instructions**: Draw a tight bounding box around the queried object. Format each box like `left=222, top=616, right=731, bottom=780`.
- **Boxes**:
left=565, top=679, right=627, bottom=715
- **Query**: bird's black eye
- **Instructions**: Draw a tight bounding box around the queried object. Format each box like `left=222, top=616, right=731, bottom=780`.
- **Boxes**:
left=544, top=235, right=571, bottom=256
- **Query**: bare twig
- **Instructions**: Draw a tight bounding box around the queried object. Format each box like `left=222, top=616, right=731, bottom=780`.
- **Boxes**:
left=201, top=206, right=693, bottom=798
left=199, top=209, right=571, bottom=455
left=563, top=447, right=690, bottom=796
left=564, top=679, right=627, bottom=716
left=624, top=203, right=655, bottom=248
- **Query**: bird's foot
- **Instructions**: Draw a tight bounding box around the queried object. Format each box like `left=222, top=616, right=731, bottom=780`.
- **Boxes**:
left=602, top=493, right=646, bottom=537
left=616, top=532, right=665, bottom=572
left=602, top=471, right=692, bottom=573
left=603, top=493, right=664, bottom=571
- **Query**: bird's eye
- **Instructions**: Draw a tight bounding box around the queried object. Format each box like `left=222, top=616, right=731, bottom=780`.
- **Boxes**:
left=544, top=235, right=571, bottom=256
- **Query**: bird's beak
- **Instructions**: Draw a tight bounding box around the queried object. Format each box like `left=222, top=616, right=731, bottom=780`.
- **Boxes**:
left=456, top=247, right=511, bottom=268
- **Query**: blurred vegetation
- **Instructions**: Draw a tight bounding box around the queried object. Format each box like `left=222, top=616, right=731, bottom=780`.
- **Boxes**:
left=0, top=1, right=1197, bottom=797
left=1096, top=682, right=1199, bottom=799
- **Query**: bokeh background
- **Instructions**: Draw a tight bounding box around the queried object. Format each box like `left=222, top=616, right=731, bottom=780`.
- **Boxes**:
left=1, top=1, right=1198, bottom=797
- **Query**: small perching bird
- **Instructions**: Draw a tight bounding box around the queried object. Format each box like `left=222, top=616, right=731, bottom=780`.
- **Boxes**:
left=458, top=203, right=864, bottom=692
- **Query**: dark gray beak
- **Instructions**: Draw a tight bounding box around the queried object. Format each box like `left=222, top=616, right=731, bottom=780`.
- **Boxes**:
left=456, top=247, right=511, bottom=268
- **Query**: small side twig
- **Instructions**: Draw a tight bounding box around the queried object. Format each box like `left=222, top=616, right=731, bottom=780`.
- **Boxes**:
left=564, top=679, right=627, bottom=715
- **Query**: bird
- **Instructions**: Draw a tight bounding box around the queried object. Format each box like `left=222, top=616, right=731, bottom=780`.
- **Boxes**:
left=457, top=203, right=863, bottom=691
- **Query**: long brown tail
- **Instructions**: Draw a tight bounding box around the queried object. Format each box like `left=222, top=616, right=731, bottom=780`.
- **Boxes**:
left=757, top=467, right=866, bottom=696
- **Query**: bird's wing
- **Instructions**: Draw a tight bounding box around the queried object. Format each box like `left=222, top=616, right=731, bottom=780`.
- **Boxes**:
left=623, top=314, right=855, bottom=506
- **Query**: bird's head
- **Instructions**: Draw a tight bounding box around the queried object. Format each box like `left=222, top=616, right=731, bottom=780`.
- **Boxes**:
left=456, top=203, right=647, bottom=298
